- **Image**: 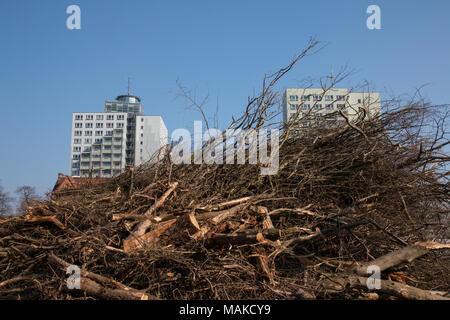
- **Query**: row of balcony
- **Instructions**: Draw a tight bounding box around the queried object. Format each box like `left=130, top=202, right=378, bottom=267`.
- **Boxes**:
left=78, top=161, right=124, bottom=170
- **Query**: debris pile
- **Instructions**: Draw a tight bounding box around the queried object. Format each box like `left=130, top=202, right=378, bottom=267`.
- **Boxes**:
left=0, top=45, right=448, bottom=300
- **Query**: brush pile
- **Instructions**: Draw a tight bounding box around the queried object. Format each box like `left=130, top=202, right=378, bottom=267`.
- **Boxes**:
left=0, top=43, right=449, bottom=300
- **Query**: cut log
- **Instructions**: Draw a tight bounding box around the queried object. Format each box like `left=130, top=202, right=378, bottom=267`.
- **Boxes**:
left=130, top=182, right=179, bottom=237
left=267, top=207, right=318, bottom=217
left=47, top=253, right=155, bottom=300
left=322, top=274, right=449, bottom=300
left=197, top=203, right=245, bottom=223
left=251, top=247, right=275, bottom=285
left=354, top=245, right=429, bottom=276
left=25, top=209, right=77, bottom=236
left=123, top=219, right=177, bottom=252
left=205, top=229, right=281, bottom=247
left=159, top=212, right=203, bottom=245
left=143, top=182, right=179, bottom=217
left=250, top=206, right=274, bottom=230
left=196, top=196, right=254, bottom=212
left=79, top=277, right=150, bottom=300
left=191, top=204, right=245, bottom=240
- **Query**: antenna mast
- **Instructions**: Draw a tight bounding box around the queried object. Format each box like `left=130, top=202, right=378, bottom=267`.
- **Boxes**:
left=127, top=77, right=130, bottom=95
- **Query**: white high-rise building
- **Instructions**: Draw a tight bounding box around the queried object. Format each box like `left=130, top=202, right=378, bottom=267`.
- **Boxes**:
left=283, top=88, right=381, bottom=127
left=70, top=94, right=167, bottom=178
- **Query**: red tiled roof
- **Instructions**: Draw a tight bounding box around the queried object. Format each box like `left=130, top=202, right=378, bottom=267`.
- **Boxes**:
left=53, top=173, right=109, bottom=192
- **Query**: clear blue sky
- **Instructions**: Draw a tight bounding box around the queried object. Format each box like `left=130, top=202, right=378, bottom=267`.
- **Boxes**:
left=0, top=0, right=449, bottom=198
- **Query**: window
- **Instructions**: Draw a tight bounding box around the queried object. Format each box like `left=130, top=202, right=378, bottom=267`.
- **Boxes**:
left=117, top=123, right=124, bottom=128
left=313, top=95, right=322, bottom=101
left=75, top=115, right=83, bottom=120
left=73, top=154, right=80, bottom=159
left=358, top=99, right=362, bottom=103
left=107, top=115, right=114, bottom=120
left=96, top=123, right=103, bottom=128
left=289, top=95, right=298, bottom=102
left=84, top=138, right=91, bottom=144
left=85, top=130, right=92, bottom=136
left=325, top=104, right=334, bottom=110
left=141, top=118, right=144, bottom=122
left=95, top=131, right=103, bottom=136
left=73, top=146, right=81, bottom=152
left=74, top=139, right=81, bottom=144
left=117, top=115, right=125, bottom=120
left=96, top=115, right=104, bottom=120
left=141, top=126, right=144, bottom=130
left=85, top=123, right=93, bottom=128
left=314, top=104, right=322, bottom=110
left=106, top=130, right=113, bottom=136
left=141, top=133, right=143, bottom=137
left=106, top=123, right=114, bottom=128
left=337, top=104, right=345, bottom=110
left=302, top=104, right=311, bottom=110
left=325, top=95, right=334, bottom=101
left=75, top=123, right=83, bottom=128
left=336, top=95, right=346, bottom=101
left=86, top=115, right=93, bottom=120
left=301, top=95, right=310, bottom=101
left=140, top=141, right=143, bottom=145
left=290, top=104, right=299, bottom=111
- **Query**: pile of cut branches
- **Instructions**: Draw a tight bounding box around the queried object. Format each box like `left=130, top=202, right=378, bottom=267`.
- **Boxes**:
left=0, top=40, right=448, bottom=300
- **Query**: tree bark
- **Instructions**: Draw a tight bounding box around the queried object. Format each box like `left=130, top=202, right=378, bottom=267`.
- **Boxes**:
left=47, top=253, right=156, bottom=300
left=205, top=229, right=280, bottom=247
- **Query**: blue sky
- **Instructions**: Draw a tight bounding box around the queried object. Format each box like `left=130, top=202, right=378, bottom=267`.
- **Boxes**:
left=0, top=0, right=449, bottom=199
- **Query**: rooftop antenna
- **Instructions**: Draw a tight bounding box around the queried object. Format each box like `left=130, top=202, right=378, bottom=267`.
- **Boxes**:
left=127, top=77, right=130, bottom=95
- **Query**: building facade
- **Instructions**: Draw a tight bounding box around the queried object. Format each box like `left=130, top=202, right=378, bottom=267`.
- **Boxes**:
left=283, top=88, right=381, bottom=127
left=70, top=94, right=168, bottom=178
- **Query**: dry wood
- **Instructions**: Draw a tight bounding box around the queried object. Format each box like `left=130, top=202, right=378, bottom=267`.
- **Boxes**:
left=123, top=219, right=177, bottom=252
left=47, top=253, right=155, bottom=300
left=268, top=207, right=318, bottom=217
left=323, top=275, right=449, bottom=300
left=251, top=247, right=275, bottom=285
left=205, top=229, right=281, bottom=247
left=24, top=209, right=77, bottom=236
left=79, top=277, right=150, bottom=300
left=143, top=182, right=179, bottom=217
left=197, top=203, right=247, bottom=222
left=130, top=182, right=179, bottom=237
left=128, top=167, right=135, bottom=198
left=1, top=44, right=449, bottom=300
left=354, top=245, right=430, bottom=276
left=197, top=196, right=254, bottom=212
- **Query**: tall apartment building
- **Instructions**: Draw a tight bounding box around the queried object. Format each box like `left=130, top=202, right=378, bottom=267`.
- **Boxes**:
left=283, top=88, right=381, bottom=127
left=70, top=94, right=168, bottom=178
